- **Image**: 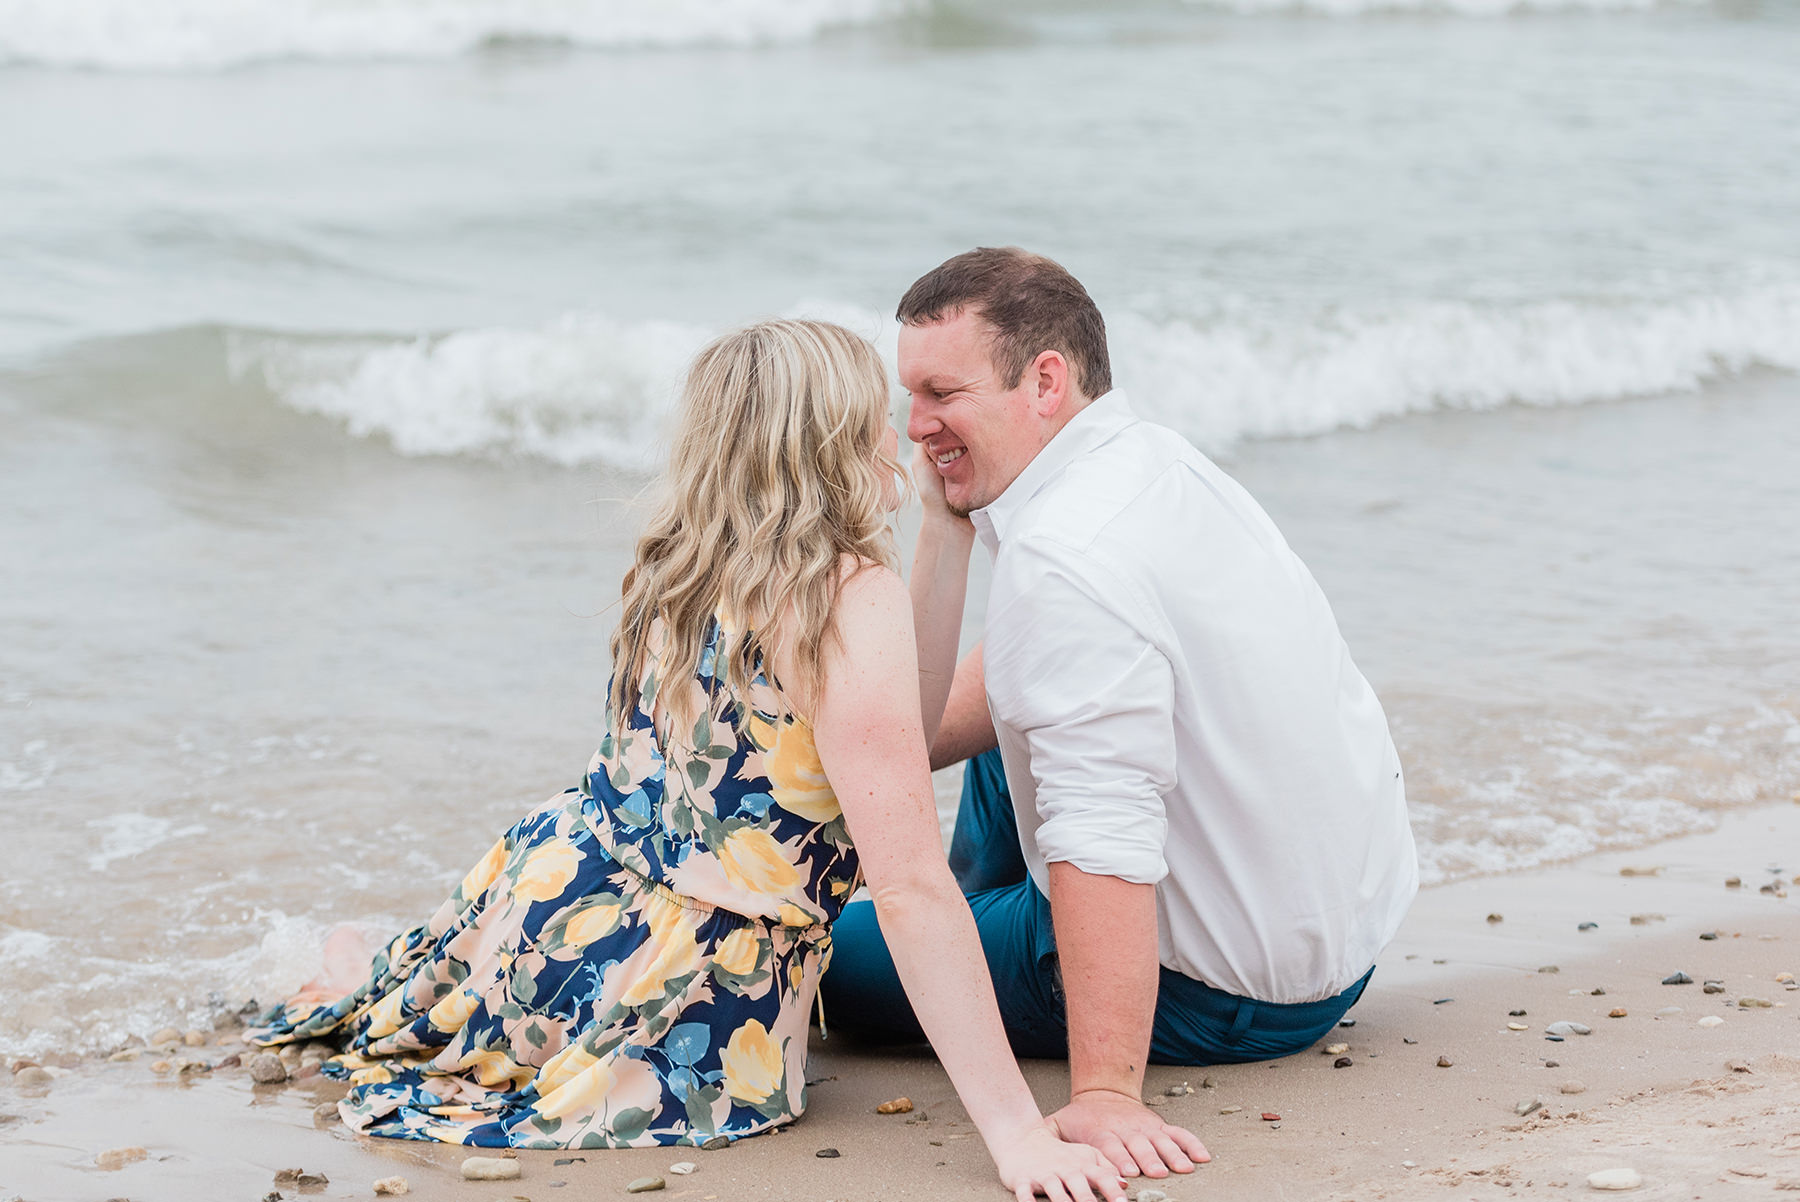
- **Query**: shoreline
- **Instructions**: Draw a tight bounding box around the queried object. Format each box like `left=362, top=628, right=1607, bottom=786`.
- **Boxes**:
left=5, top=803, right=1796, bottom=1201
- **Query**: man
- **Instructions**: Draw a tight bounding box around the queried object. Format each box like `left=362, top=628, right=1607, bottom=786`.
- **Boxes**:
left=822, top=248, right=1418, bottom=1180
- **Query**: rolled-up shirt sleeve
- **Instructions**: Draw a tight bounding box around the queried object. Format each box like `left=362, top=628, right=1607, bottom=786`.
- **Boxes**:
left=983, top=541, right=1177, bottom=885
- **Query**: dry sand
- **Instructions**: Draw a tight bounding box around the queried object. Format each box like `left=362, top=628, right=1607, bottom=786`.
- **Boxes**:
left=5, top=803, right=1796, bottom=1202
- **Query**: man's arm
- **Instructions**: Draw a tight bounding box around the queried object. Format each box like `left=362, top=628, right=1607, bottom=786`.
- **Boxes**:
left=1046, top=864, right=1209, bottom=1178
left=929, top=645, right=996, bottom=771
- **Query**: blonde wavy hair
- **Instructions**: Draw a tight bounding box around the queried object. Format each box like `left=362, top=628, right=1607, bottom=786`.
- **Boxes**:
left=608, top=319, right=904, bottom=730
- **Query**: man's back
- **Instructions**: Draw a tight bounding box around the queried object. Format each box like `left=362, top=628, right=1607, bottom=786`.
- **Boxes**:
left=976, top=392, right=1418, bottom=1004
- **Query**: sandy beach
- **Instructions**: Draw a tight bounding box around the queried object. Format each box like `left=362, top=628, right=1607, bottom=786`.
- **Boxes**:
left=7, top=801, right=1795, bottom=1202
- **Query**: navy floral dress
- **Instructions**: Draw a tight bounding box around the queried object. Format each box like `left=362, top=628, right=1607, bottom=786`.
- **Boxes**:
left=249, top=616, right=862, bottom=1148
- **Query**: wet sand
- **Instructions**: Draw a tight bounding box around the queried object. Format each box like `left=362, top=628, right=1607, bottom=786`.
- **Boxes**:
left=5, top=803, right=1796, bottom=1202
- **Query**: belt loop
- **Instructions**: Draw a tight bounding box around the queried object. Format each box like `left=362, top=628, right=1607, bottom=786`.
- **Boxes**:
left=1224, top=996, right=1256, bottom=1045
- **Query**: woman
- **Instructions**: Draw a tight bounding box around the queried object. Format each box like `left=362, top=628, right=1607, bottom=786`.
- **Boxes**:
left=250, top=319, right=1123, bottom=1202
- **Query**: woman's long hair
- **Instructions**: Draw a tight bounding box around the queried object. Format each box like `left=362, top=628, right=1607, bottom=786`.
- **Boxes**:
left=608, top=319, right=903, bottom=731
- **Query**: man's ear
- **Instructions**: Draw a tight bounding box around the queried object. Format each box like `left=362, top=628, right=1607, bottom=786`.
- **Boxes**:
left=1030, top=349, right=1071, bottom=417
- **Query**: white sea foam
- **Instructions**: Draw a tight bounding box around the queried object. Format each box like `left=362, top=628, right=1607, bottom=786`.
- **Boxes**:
left=232, top=282, right=1800, bottom=468
left=1188, top=0, right=1707, bottom=13
left=0, top=0, right=914, bottom=71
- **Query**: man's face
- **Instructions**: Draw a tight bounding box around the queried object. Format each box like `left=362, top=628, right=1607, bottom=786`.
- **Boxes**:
left=899, top=310, right=1042, bottom=518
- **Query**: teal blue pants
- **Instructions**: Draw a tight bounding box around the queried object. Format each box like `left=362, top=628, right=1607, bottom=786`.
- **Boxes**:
left=820, top=749, right=1372, bottom=1063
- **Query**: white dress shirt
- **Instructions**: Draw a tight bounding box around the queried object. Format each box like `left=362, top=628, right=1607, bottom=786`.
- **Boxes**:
left=971, top=391, right=1418, bottom=1004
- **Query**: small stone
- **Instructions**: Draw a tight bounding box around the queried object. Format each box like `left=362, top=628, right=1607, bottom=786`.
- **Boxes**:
left=183, top=1030, right=207, bottom=1047
left=1509, top=1009, right=1527, bottom=1016
left=149, top=1059, right=172, bottom=1074
left=625, top=1177, right=665, bottom=1193
left=1777, top=973, right=1796, bottom=984
left=1586, top=1167, right=1643, bottom=1190
left=1704, top=981, right=1726, bottom=994
left=108, top=1049, right=140, bottom=1062
left=815, top=1149, right=840, bottom=1159
left=1545, top=1034, right=1564, bottom=1042
left=96, top=1146, right=149, bottom=1170
left=1726, top=876, right=1742, bottom=888
left=217, top=1053, right=242, bottom=1068
left=1545, top=1060, right=1560, bottom=1067
left=1201, top=1076, right=1216, bottom=1088
left=1579, top=922, right=1599, bottom=931
left=1487, top=913, right=1503, bottom=923
left=275, top=1167, right=304, bottom=1186
left=1591, top=988, right=1607, bottom=996
left=1219, top=1106, right=1242, bottom=1114
left=1325, top=1043, right=1349, bottom=1055
left=1628, top=913, right=1663, bottom=925
left=1739, top=997, right=1773, bottom=1008
left=373, top=1178, right=410, bottom=1196
left=1699, top=931, right=1719, bottom=941
left=1727, top=1059, right=1752, bottom=1073
left=1545, top=1021, right=1591, bottom=1037
left=1608, top=1008, right=1628, bottom=1018
left=1137, top=1192, right=1170, bottom=1202
left=1402, top=1037, right=1418, bottom=1044
left=1539, top=965, right=1560, bottom=974
left=1560, top=1081, right=1587, bottom=1095
left=875, top=1097, right=913, bottom=1114
left=12, top=1065, right=54, bottom=1087
left=249, top=1052, right=288, bottom=1084
left=1338, top=1019, right=1356, bottom=1027
left=1514, top=1099, right=1542, bottom=1117
left=700, top=1135, right=731, bottom=1151
left=151, top=1026, right=181, bottom=1046
left=668, top=1162, right=695, bottom=1175
left=1163, top=1082, right=1194, bottom=1095
left=1661, top=972, right=1692, bottom=986
left=1698, top=1015, right=1725, bottom=1028
left=460, top=1157, right=522, bottom=1181
left=297, top=1172, right=329, bottom=1190
left=1334, top=1056, right=1353, bottom=1068
left=1434, top=997, right=1453, bottom=1005
left=1759, top=883, right=1784, bottom=895
left=1261, top=1112, right=1281, bottom=1121
left=1619, top=866, right=1660, bottom=877
left=312, top=1102, right=339, bottom=1125
left=1437, top=1056, right=1453, bottom=1068
left=1508, top=1023, right=1529, bottom=1031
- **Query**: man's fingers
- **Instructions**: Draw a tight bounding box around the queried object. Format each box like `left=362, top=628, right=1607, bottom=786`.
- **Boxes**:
left=1148, top=1132, right=1195, bottom=1174
left=1061, top=1170, right=1099, bottom=1202
left=1041, top=1175, right=1074, bottom=1202
left=1162, top=1121, right=1212, bottom=1164
left=1015, top=1182, right=1035, bottom=1202
left=1096, top=1136, right=1136, bottom=1178
left=1124, top=1135, right=1169, bottom=1179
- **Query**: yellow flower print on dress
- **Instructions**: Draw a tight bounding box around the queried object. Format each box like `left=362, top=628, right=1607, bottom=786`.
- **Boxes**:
left=716, top=827, right=801, bottom=898
left=459, top=837, right=508, bottom=900
left=712, top=926, right=762, bottom=977
left=719, top=1019, right=783, bottom=1106
left=427, top=987, right=482, bottom=1032
left=462, top=1046, right=532, bottom=1090
left=746, top=712, right=840, bottom=824
left=560, top=898, right=626, bottom=948
left=514, top=842, right=582, bottom=903
left=618, top=896, right=706, bottom=1006
left=532, top=1048, right=619, bottom=1122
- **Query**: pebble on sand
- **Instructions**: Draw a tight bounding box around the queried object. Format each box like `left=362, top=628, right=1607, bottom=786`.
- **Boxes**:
left=1698, top=1016, right=1725, bottom=1028
left=1725, top=876, right=1742, bottom=888
left=312, top=1101, right=340, bottom=1125
left=700, top=1135, right=732, bottom=1151
left=1334, top=1056, right=1353, bottom=1068
left=1579, top=922, right=1598, bottom=931
left=1608, top=1008, right=1628, bottom=1018
left=249, top=1052, right=288, bottom=1084
left=1586, top=1167, right=1643, bottom=1191
left=1661, top=972, right=1692, bottom=986
left=1539, top=965, right=1561, bottom=974
left=1324, top=1043, right=1349, bottom=1055
left=668, top=1162, right=696, bottom=1175
left=1628, top=913, right=1663, bottom=925
left=1777, top=973, right=1796, bottom=984
left=1487, top=913, right=1503, bottom=923
left=13, top=1065, right=54, bottom=1088
left=1261, top=1112, right=1281, bottom=1121
left=149, top=1059, right=172, bottom=1074
left=1164, top=1082, right=1195, bottom=1095
left=625, top=1176, right=666, bottom=1193
left=1699, top=931, right=1719, bottom=941
left=1618, top=866, right=1660, bottom=877
left=460, top=1157, right=522, bottom=1181
left=1137, top=1191, right=1170, bottom=1202
left=95, top=1146, right=149, bottom=1170
left=151, top=1027, right=181, bottom=1045
left=1508, top=1023, right=1529, bottom=1031
left=1514, top=1099, right=1542, bottom=1117
left=373, top=1176, right=410, bottom=1195
left=816, top=1149, right=841, bottom=1159
left=875, top=1097, right=913, bottom=1114
left=1509, top=1009, right=1527, bottom=1016
left=1704, top=981, right=1726, bottom=994
left=1738, top=997, right=1773, bottom=1008
left=1560, top=1081, right=1587, bottom=1095
left=1545, top=1022, right=1591, bottom=1037
left=1437, top=1056, right=1453, bottom=1068
left=183, top=1030, right=207, bottom=1047
left=1727, top=1059, right=1753, bottom=1073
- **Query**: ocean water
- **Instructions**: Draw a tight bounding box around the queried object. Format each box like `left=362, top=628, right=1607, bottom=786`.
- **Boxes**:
left=2, top=0, right=1798, bottom=1058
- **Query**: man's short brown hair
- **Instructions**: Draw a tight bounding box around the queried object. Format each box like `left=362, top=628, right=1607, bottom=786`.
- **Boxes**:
left=896, top=247, right=1112, bottom=399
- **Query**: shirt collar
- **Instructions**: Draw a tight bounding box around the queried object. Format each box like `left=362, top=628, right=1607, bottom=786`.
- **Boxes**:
left=970, top=390, right=1136, bottom=551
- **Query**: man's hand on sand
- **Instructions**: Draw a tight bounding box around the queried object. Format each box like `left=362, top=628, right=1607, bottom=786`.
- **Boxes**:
left=1048, top=1089, right=1210, bottom=1179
